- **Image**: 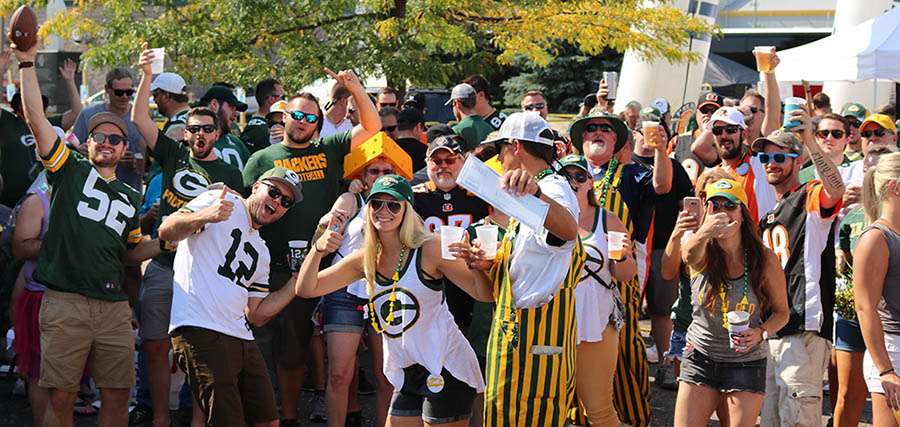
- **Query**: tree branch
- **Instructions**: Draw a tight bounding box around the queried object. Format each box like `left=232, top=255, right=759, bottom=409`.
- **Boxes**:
left=249, top=12, right=379, bottom=45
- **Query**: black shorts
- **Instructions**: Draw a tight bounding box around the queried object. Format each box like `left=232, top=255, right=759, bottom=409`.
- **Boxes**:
left=644, top=249, right=678, bottom=316
left=390, top=365, right=476, bottom=424
left=679, top=345, right=766, bottom=394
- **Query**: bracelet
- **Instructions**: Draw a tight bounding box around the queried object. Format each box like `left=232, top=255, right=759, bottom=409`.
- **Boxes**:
left=533, top=185, right=542, bottom=199
left=316, top=225, right=326, bottom=233
left=881, top=368, right=895, bottom=377
left=312, top=242, right=322, bottom=253
left=18, top=61, right=33, bottom=69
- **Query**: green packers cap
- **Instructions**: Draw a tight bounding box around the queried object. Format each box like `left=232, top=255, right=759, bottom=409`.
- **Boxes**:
left=366, top=174, right=413, bottom=205
left=750, top=129, right=803, bottom=154
left=200, top=85, right=248, bottom=112
left=705, top=179, right=749, bottom=206
left=557, top=154, right=589, bottom=172
left=841, top=103, right=869, bottom=121
left=257, top=167, right=303, bottom=204
left=568, top=110, right=629, bottom=155
left=639, top=106, right=662, bottom=122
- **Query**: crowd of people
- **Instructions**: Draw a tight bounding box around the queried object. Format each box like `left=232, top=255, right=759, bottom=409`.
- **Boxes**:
left=5, top=34, right=900, bottom=427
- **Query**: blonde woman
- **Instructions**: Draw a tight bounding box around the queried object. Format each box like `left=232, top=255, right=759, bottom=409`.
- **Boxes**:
left=295, top=175, right=492, bottom=426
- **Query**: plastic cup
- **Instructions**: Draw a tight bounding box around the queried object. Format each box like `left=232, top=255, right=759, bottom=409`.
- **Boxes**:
left=642, top=120, right=663, bottom=147
left=288, top=240, right=307, bottom=271
left=894, top=409, right=900, bottom=425
left=476, top=225, right=499, bottom=260
left=726, top=311, right=750, bottom=350
left=753, top=46, right=775, bottom=73
left=782, top=97, right=806, bottom=130
left=608, top=231, right=627, bottom=261
left=150, top=48, right=165, bottom=74
left=440, top=226, right=465, bottom=260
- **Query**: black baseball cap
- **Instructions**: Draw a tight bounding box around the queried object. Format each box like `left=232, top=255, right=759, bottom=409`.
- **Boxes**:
left=403, top=90, right=426, bottom=110
left=397, top=108, right=425, bottom=127
left=200, top=85, right=248, bottom=112
left=426, top=134, right=464, bottom=157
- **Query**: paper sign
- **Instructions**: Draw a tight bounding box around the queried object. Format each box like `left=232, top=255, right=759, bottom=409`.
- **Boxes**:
left=456, top=155, right=549, bottom=232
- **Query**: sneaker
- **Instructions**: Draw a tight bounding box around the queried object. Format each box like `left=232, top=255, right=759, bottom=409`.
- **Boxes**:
left=646, top=344, right=659, bottom=364
left=345, top=411, right=362, bottom=427
left=301, top=373, right=316, bottom=393
left=308, top=392, right=327, bottom=423
left=358, top=368, right=376, bottom=396
left=128, top=402, right=153, bottom=426
left=656, top=361, right=678, bottom=390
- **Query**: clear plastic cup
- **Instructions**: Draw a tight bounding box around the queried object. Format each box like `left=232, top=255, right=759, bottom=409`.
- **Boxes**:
left=149, top=48, right=165, bottom=74
left=476, top=225, right=499, bottom=260
left=726, top=311, right=750, bottom=350
left=440, top=226, right=465, bottom=260
left=753, top=46, right=775, bottom=73
left=642, top=120, right=663, bottom=147
left=608, top=231, right=627, bottom=261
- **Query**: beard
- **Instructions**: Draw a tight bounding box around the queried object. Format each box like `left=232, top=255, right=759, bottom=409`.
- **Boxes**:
left=287, top=126, right=315, bottom=145
left=89, top=150, right=121, bottom=168
left=715, top=137, right=743, bottom=160
left=217, top=109, right=232, bottom=134
left=189, top=136, right=215, bottom=159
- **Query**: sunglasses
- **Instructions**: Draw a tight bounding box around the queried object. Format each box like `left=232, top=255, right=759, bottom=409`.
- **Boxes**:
left=90, top=132, right=125, bottom=146
left=708, top=199, right=740, bottom=212
left=848, top=120, right=861, bottom=128
left=862, top=129, right=891, bottom=138
left=186, top=124, right=217, bottom=134
left=565, top=171, right=590, bottom=184
left=288, top=111, right=319, bottom=124
left=378, top=102, right=398, bottom=108
left=263, top=182, right=294, bottom=208
left=369, top=198, right=403, bottom=214
left=748, top=106, right=761, bottom=114
left=429, top=156, right=459, bottom=167
left=757, top=152, right=799, bottom=165
left=711, top=125, right=741, bottom=136
left=815, top=129, right=845, bottom=139
left=585, top=123, right=615, bottom=134
left=366, top=168, right=395, bottom=177
left=524, top=103, right=546, bottom=111
left=270, top=93, right=286, bottom=100
left=111, top=88, right=135, bottom=97
left=699, top=106, right=718, bottom=115
left=382, top=125, right=397, bottom=132
left=347, top=108, right=356, bottom=115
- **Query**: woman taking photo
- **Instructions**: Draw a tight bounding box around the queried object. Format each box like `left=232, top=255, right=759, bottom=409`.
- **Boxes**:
left=854, top=152, right=900, bottom=426
left=559, top=154, right=635, bottom=425
left=296, top=174, right=491, bottom=427
left=677, top=179, right=789, bottom=427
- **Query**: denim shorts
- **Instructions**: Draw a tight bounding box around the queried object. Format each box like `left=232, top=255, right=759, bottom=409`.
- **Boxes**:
left=679, top=345, right=766, bottom=394
left=665, top=330, right=687, bottom=359
left=834, top=315, right=866, bottom=353
left=321, top=288, right=370, bottom=334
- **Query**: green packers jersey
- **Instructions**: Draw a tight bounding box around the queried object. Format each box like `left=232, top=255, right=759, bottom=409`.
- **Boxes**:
left=242, top=131, right=352, bottom=272
left=152, top=129, right=244, bottom=266
left=34, top=138, right=143, bottom=301
left=0, top=109, right=62, bottom=207
left=483, top=108, right=508, bottom=131
left=214, top=133, right=250, bottom=172
left=163, top=107, right=190, bottom=132
left=240, top=115, right=269, bottom=155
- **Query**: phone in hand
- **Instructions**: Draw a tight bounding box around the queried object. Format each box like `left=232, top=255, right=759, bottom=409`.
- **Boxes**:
left=684, top=197, right=702, bottom=219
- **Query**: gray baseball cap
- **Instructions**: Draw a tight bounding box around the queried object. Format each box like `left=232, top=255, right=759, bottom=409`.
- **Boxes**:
left=444, top=83, right=476, bottom=105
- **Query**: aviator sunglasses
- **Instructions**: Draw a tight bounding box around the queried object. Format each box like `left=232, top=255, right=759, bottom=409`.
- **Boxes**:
left=708, top=199, right=740, bottom=212
left=369, top=198, right=403, bottom=215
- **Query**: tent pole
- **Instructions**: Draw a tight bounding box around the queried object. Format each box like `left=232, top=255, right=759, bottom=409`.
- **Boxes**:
left=874, top=78, right=878, bottom=107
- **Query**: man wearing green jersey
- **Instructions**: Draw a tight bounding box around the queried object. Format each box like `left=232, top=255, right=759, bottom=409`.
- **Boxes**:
left=242, top=67, right=381, bottom=425
left=132, top=46, right=245, bottom=427
left=145, top=72, right=191, bottom=182
left=241, top=78, right=285, bottom=154
left=13, top=39, right=158, bottom=427
left=199, top=85, right=251, bottom=171
left=462, top=74, right=507, bottom=131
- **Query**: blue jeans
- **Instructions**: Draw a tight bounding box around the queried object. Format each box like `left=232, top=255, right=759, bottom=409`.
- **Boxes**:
left=665, top=330, right=687, bottom=359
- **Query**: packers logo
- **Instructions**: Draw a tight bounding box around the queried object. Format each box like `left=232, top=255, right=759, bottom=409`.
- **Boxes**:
left=379, top=175, right=399, bottom=186
left=20, top=134, right=35, bottom=147
left=173, top=168, right=212, bottom=198
left=713, top=180, right=734, bottom=190
left=371, top=287, right=420, bottom=339
left=561, top=154, right=581, bottom=163
left=580, top=243, right=610, bottom=287
left=283, top=169, right=300, bottom=186
left=641, top=106, right=656, bottom=115
left=848, top=105, right=860, bottom=112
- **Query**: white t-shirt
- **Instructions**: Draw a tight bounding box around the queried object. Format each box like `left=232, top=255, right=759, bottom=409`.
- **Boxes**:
left=508, top=174, right=580, bottom=308
left=320, top=116, right=353, bottom=138
left=169, top=190, right=271, bottom=340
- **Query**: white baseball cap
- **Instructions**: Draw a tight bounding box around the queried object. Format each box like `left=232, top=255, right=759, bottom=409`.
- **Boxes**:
left=149, top=72, right=186, bottom=95
left=444, top=83, right=477, bottom=105
left=483, top=112, right=555, bottom=146
left=705, top=106, right=747, bottom=130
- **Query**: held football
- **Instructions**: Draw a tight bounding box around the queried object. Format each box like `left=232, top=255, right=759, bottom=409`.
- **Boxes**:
left=8, top=5, right=38, bottom=51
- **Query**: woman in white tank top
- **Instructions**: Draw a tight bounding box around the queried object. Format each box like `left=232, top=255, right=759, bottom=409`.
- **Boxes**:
left=296, top=175, right=493, bottom=426
left=559, top=155, right=636, bottom=425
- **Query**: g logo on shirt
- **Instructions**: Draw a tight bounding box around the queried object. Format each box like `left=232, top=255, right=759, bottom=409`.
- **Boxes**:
left=370, top=287, right=420, bottom=339
left=172, top=168, right=212, bottom=198
left=21, top=134, right=35, bottom=147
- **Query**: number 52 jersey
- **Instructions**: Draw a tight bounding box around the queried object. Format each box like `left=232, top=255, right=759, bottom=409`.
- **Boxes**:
left=169, top=190, right=271, bottom=341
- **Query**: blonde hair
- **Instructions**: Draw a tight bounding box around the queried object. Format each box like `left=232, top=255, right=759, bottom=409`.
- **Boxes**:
left=362, top=201, right=436, bottom=295
left=863, top=152, right=900, bottom=224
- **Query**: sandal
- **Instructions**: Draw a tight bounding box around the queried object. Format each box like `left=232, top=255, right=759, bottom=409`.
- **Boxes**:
left=73, top=397, right=97, bottom=416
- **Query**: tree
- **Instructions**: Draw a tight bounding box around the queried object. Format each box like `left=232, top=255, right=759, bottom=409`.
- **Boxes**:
left=1, top=0, right=716, bottom=90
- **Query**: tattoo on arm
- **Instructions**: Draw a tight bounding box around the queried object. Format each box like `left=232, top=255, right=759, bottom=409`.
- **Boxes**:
left=810, top=151, right=843, bottom=189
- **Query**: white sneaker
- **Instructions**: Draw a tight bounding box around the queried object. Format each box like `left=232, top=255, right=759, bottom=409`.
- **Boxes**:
left=646, top=344, right=659, bottom=364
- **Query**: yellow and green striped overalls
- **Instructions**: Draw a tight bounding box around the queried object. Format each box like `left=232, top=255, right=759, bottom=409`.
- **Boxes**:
left=484, top=219, right=586, bottom=427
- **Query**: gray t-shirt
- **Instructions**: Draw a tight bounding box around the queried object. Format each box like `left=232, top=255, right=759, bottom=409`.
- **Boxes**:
left=72, top=102, right=143, bottom=192
left=861, top=222, right=900, bottom=335
left=685, top=269, right=768, bottom=362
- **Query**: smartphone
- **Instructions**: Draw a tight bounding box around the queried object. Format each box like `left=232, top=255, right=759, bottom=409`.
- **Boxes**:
left=684, top=197, right=702, bottom=219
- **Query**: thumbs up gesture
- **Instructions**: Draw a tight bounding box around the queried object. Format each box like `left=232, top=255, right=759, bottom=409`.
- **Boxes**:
left=201, top=186, right=234, bottom=223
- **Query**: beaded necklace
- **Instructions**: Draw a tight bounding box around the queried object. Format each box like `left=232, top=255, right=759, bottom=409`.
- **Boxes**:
left=534, top=167, right=554, bottom=182
left=720, top=248, right=750, bottom=328
left=368, top=243, right=407, bottom=334
left=596, top=157, right=619, bottom=208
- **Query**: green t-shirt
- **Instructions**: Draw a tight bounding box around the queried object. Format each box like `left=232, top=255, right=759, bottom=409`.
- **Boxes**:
left=242, top=131, right=352, bottom=272
left=214, top=133, right=251, bottom=172
left=839, top=205, right=866, bottom=254
left=672, top=272, right=693, bottom=333
left=465, top=216, right=507, bottom=358
left=147, top=107, right=191, bottom=182
left=483, top=108, right=507, bottom=131
left=34, top=138, right=142, bottom=301
left=0, top=109, right=62, bottom=207
left=452, top=114, right=494, bottom=153
left=240, top=115, right=270, bottom=155
left=799, top=154, right=857, bottom=184
left=151, top=129, right=244, bottom=265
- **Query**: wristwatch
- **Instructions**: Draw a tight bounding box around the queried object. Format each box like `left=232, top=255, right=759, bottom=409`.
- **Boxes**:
left=759, top=325, right=768, bottom=340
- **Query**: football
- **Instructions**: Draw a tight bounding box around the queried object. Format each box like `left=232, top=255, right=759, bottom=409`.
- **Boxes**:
left=8, top=5, right=38, bottom=51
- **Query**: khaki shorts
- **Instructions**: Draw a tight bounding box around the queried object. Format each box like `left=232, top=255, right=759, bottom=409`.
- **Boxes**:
left=171, top=326, right=278, bottom=426
left=38, top=289, right=135, bottom=392
left=760, top=332, right=831, bottom=427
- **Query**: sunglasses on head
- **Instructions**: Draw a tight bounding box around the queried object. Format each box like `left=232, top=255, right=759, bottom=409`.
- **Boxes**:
left=186, top=124, right=217, bottom=134
left=699, top=106, right=718, bottom=115
left=111, top=88, right=135, bottom=97
left=815, top=129, right=845, bottom=139
left=429, top=156, right=459, bottom=167
left=711, top=125, right=741, bottom=136
left=862, top=129, right=891, bottom=138
left=288, top=111, right=319, bottom=124
left=382, top=125, right=397, bottom=132
left=263, top=182, right=294, bottom=208
left=757, top=152, right=799, bottom=165
left=585, top=123, right=615, bottom=134
left=524, top=103, right=546, bottom=111
left=90, top=132, right=125, bottom=146
left=708, top=199, right=740, bottom=212
left=565, top=171, right=590, bottom=184
left=366, top=167, right=395, bottom=177
left=369, top=198, right=403, bottom=214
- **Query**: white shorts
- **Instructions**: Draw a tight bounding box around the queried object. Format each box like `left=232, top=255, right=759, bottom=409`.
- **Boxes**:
left=864, top=333, right=900, bottom=394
